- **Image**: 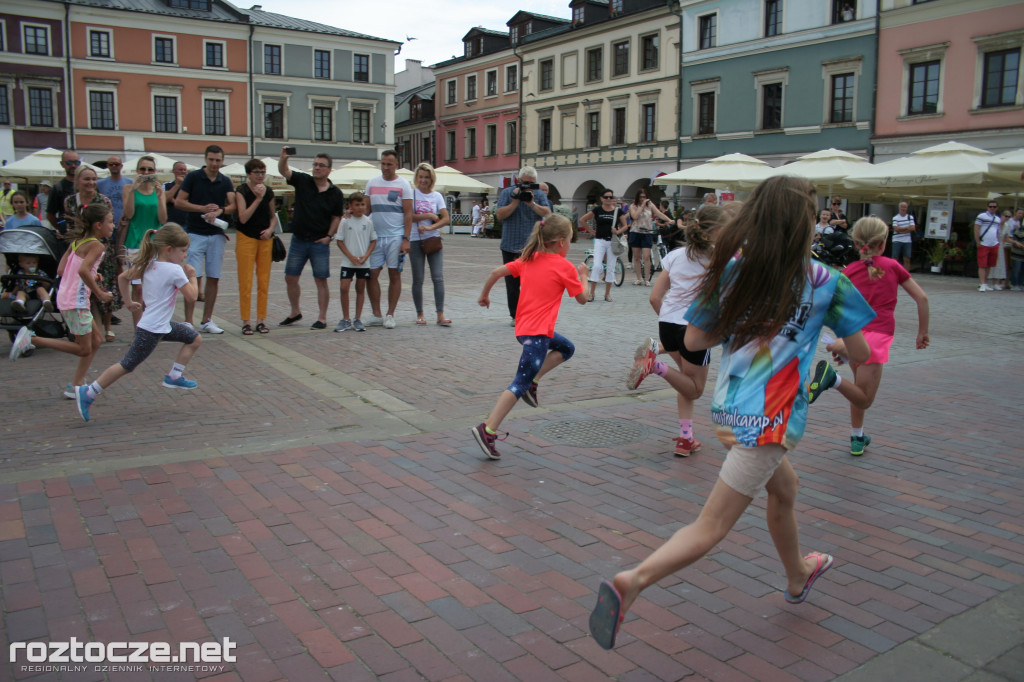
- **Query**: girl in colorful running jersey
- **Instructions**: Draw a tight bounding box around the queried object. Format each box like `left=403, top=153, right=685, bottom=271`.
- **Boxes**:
left=588, top=175, right=876, bottom=650
left=472, top=214, right=589, bottom=459
left=807, top=216, right=930, bottom=456
left=73, top=223, right=202, bottom=422
left=627, top=204, right=727, bottom=457
left=10, top=204, right=113, bottom=397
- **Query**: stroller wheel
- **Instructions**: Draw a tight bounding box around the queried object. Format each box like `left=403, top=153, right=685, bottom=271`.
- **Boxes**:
left=22, top=347, right=34, bottom=358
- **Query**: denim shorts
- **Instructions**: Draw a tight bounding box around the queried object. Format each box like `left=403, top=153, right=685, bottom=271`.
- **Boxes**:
left=285, top=236, right=331, bottom=279
left=185, top=233, right=227, bottom=279
left=628, top=232, right=654, bottom=249
left=891, top=241, right=912, bottom=261
left=369, top=236, right=402, bottom=270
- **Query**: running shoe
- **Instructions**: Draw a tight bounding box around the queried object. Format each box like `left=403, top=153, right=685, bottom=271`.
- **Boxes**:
left=850, top=434, right=871, bottom=456
left=626, top=337, right=658, bottom=390
left=807, top=360, right=837, bottom=404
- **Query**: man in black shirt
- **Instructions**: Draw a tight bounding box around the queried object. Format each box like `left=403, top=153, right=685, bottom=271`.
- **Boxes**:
left=45, top=150, right=81, bottom=235
left=278, top=147, right=344, bottom=329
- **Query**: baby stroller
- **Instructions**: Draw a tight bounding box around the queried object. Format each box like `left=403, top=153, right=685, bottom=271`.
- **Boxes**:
left=1, top=224, right=70, bottom=349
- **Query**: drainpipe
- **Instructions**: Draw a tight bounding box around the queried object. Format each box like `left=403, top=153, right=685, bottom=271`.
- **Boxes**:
left=64, top=2, right=75, bottom=149
left=248, top=22, right=255, bottom=157
left=514, top=43, right=524, bottom=176
left=668, top=0, right=684, bottom=204
left=868, top=0, right=880, bottom=163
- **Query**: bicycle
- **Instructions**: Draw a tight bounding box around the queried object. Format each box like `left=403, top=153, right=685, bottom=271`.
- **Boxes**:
left=583, top=248, right=625, bottom=287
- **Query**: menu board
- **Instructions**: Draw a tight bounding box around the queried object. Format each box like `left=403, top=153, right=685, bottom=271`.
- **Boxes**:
left=925, top=199, right=953, bottom=240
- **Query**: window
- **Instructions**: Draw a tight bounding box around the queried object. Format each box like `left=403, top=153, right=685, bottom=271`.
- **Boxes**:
left=505, top=121, right=517, bottom=154
left=313, top=106, right=332, bottom=141
left=154, top=37, right=175, bottom=64
left=353, top=109, right=370, bottom=143
left=0, top=21, right=5, bottom=52
left=204, top=99, right=226, bottom=135
left=486, top=70, right=497, bottom=96
left=466, top=75, right=477, bottom=100
left=445, top=130, right=456, bottom=161
left=486, top=124, right=497, bottom=156
left=506, top=64, right=518, bottom=92
left=24, top=25, right=49, bottom=55
left=981, top=49, right=1020, bottom=108
left=764, top=0, right=782, bottom=38
left=264, top=45, right=281, bottom=75
left=446, top=80, right=456, bottom=104
left=89, top=29, right=112, bottom=59
left=699, top=14, right=717, bottom=50
left=611, top=0, right=623, bottom=11
left=641, top=103, right=656, bottom=142
left=465, top=127, right=476, bottom=158
left=264, top=102, right=283, bottom=138
left=587, top=48, right=603, bottom=81
left=540, top=117, right=551, bottom=151
left=89, top=91, right=115, bottom=130
left=698, top=92, right=715, bottom=135
left=613, top=41, right=629, bottom=77
left=511, top=26, right=519, bottom=44
left=587, top=112, right=600, bottom=147
left=169, top=0, right=211, bottom=9
left=830, top=73, right=854, bottom=123
left=573, top=5, right=584, bottom=24
left=641, top=34, right=659, bottom=71
left=908, top=61, right=940, bottom=115
left=154, top=95, right=177, bottom=133
left=833, top=1, right=856, bottom=24
left=315, top=50, right=330, bottom=79
left=28, top=87, right=53, bottom=127
left=762, top=83, right=783, bottom=129
left=354, top=54, right=369, bottom=83
left=205, top=41, right=224, bottom=68
left=540, top=59, right=554, bottom=91
left=612, top=107, right=626, bottom=145
left=0, top=85, right=8, bottom=125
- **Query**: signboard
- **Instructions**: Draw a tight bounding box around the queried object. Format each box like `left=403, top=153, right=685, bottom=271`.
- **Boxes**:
left=925, top=199, right=953, bottom=240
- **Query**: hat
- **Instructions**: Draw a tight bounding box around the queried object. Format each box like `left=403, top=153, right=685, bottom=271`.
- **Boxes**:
left=39, top=180, right=52, bottom=187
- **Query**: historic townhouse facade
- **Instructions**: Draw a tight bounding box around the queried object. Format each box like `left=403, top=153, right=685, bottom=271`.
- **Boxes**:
left=1, top=0, right=398, bottom=165
left=678, top=0, right=877, bottom=168
left=433, top=27, right=522, bottom=191
left=518, top=0, right=680, bottom=210
left=394, top=80, right=436, bottom=171
left=872, top=0, right=1023, bottom=162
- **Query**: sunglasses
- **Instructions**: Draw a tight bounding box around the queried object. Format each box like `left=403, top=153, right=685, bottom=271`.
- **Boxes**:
left=64, top=160, right=82, bottom=167
left=602, top=195, right=614, bottom=199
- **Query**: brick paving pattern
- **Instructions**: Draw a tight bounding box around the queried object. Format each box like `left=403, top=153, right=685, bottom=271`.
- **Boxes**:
left=2, top=235, right=1022, bottom=680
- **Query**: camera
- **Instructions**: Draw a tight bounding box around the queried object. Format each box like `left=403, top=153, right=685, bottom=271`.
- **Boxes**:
left=284, top=146, right=297, bottom=156
left=515, top=181, right=539, bottom=203
left=141, top=174, right=158, bottom=184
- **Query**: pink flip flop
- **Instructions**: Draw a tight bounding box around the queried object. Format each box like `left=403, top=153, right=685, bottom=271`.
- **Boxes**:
left=589, top=580, right=624, bottom=649
left=785, top=552, right=834, bottom=604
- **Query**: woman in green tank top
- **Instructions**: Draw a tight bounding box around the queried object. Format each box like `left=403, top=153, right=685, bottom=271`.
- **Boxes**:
left=118, top=156, right=167, bottom=324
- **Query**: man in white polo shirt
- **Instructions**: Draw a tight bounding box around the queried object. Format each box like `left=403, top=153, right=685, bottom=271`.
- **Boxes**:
left=890, top=202, right=915, bottom=271
left=975, top=200, right=1002, bottom=291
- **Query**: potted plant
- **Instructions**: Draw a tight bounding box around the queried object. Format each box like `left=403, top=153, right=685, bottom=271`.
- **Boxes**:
left=925, top=240, right=948, bottom=273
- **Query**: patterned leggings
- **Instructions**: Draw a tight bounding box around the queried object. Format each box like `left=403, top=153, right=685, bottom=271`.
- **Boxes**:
left=506, top=333, right=575, bottom=398
left=119, top=322, right=199, bottom=372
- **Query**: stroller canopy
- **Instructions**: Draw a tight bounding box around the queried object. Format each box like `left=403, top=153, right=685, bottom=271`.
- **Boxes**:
left=0, top=224, right=64, bottom=260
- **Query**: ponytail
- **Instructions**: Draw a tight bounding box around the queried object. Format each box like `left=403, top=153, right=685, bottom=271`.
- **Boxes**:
left=126, top=222, right=189, bottom=281
left=519, top=214, right=572, bottom=262
left=684, top=204, right=726, bottom=261
left=65, top=202, right=112, bottom=242
left=851, top=217, right=888, bottom=280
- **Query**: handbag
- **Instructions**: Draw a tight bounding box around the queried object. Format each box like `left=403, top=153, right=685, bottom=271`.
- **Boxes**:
left=420, top=235, right=442, bottom=255
left=271, top=235, right=286, bottom=262
left=610, top=208, right=626, bottom=255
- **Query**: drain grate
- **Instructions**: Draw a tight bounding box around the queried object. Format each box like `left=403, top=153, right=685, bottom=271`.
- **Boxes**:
left=534, top=418, right=648, bottom=448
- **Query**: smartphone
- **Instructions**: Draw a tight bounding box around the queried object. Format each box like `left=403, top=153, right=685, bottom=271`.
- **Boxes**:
left=284, top=146, right=297, bottom=155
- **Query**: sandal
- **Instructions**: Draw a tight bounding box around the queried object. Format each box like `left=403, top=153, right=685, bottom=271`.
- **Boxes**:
left=436, top=318, right=452, bottom=327
left=604, top=296, right=613, bottom=302
left=105, top=331, right=115, bottom=341
left=255, top=323, right=269, bottom=334
left=415, top=318, right=428, bottom=326
left=242, top=324, right=254, bottom=336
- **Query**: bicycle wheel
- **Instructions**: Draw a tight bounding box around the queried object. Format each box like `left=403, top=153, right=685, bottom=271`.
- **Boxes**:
left=584, top=255, right=594, bottom=270
left=614, top=258, right=624, bottom=287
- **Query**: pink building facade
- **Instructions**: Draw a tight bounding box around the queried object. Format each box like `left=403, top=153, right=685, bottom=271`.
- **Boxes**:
left=872, top=0, right=1023, bottom=161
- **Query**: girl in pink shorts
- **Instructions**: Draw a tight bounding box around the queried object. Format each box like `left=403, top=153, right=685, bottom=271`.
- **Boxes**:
left=807, top=217, right=930, bottom=456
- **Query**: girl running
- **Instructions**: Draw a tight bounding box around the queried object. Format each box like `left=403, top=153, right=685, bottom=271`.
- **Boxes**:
left=626, top=205, right=727, bottom=457
left=10, top=204, right=113, bottom=398
left=807, top=216, right=930, bottom=456
left=472, top=214, right=589, bottom=459
left=73, top=223, right=202, bottom=422
left=588, top=176, right=876, bottom=650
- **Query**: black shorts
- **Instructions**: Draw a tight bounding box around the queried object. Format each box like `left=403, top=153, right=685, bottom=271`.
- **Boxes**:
left=339, top=267, right=371, bottom=280
left=659, top=321, right=710, bottom=367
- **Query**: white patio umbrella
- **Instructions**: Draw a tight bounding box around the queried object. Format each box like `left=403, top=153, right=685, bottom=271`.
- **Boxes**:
left=432, top=166, right=494, bottom=194
left=844, top=141, right=1024, bottom=198
left=652, top=153, right=772, bottom=191
left=122, top=152, right=196, bottom=181
left=765, top=148, right=877, bottom=199
left=0, top=147, right=108, bottom=181
left=220, top=157, right=299, bottom=192
left=988, top=149, right=1024, bottom=184
left=329, top=161, right=414, bottom=190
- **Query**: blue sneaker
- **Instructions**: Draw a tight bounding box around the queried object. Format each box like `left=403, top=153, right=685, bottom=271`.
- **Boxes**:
left=75, top=386, right=94, bottom=422
left=163, top=374, right=198, bottom=390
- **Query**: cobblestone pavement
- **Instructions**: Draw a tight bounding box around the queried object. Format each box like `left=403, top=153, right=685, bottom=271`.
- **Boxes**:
left=2, top=234, right=1022, bottom=681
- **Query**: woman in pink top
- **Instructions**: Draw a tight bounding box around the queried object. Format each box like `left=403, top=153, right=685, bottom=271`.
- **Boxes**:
left=807, top=217, right=930, bottom=456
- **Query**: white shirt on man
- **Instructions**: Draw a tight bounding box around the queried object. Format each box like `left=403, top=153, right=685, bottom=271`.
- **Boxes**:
left=892, top=213, right=915, bottom=244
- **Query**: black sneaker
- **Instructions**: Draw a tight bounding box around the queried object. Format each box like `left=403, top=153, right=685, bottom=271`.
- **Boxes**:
left=471, top=423, right=505, bottom=460
left=807, top=360, right=837, bottom=404
left=522, top=382, right=539, bottom=408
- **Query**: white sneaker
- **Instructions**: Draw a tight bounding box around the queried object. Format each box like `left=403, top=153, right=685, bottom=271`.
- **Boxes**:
left=383, top=314, right=396, bottom=329
left=991, top=284, right=1003, bottom=291
left=9, top=327, right=35, bottom=361
left=200, top=320, right=224, bottom=334
left=978, top=284, right=988, bottom=292
left=366, top=315, right=384, bottom=327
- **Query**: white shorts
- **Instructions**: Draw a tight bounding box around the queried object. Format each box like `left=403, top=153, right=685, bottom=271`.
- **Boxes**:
left=719, top=443, right=787, bottom=499
left=126, top=248, right=141, bottom=285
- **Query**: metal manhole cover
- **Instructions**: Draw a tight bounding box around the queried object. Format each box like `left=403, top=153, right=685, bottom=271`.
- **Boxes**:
left=534, top=419, right=648, bottom=447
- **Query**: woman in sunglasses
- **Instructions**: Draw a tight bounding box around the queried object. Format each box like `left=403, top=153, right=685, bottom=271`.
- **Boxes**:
left=578, top=191, right=628, bottom=301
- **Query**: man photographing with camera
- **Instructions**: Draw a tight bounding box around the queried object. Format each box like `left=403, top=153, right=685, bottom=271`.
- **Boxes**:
left=495, top=165, right=551, bottom=324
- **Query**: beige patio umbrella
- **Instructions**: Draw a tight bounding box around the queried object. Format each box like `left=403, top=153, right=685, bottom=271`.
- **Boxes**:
left=765, top=148, right=878, bottom=200
left=0, top=147, right=108, bottom=181
left=432, top=166, right=494, bottom=194
left=844, top=141, right=1024, bottom=198
left=988, top=149, right=1024, bottom=184
left=220, top=157, right=299, bottom=192
left=122, top=152, right=196, bottom=181
left=328, top=161, right=414, bottom=191
left=652, top=153, right=772, bottom=191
